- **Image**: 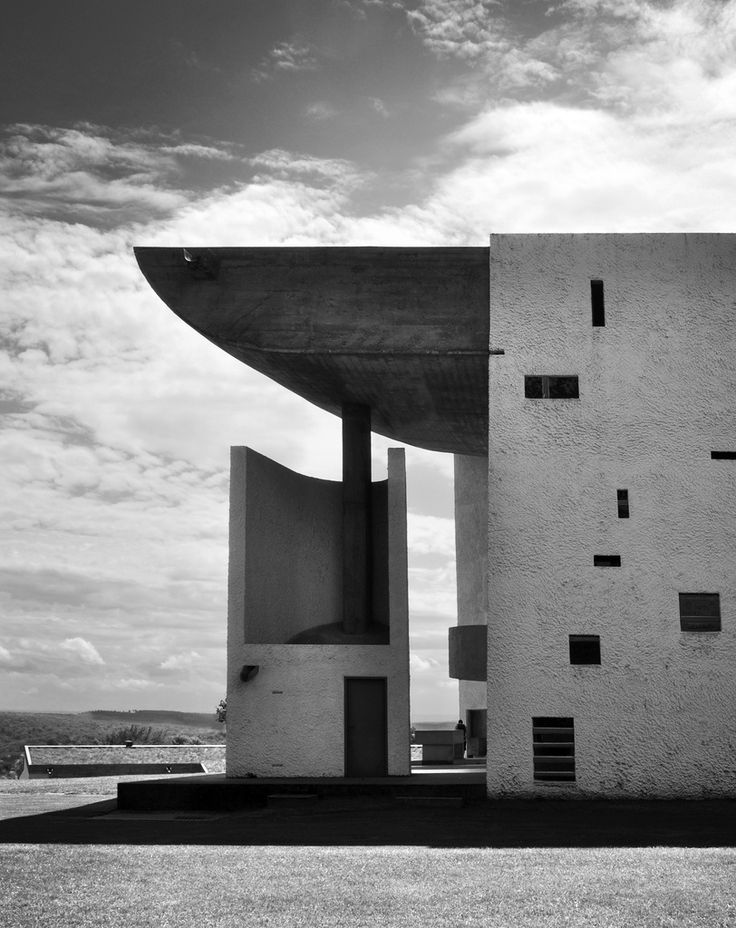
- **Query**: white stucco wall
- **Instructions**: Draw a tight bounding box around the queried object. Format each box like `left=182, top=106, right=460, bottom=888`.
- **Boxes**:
left=227, top=447, right=410, bottom=777
left=487, top=234, right=736, bottom=797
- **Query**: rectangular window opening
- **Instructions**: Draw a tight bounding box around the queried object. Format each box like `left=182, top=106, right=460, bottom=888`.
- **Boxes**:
left=594, top=554, right=621, bottom=567
left=569, top=634, right=601, bottom=665
left=617, top=489, right=629, bottom=518
left=524, top=375, right=579, bottom=399
left=679, top=592, right=721, bottom=632
left=711, top=452, right=736, bottom=460
left=591, top=279, right=605, bottom=327
left=532, top=717, right=575, bottom=782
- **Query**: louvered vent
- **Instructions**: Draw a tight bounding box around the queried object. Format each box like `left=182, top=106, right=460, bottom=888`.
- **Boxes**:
left=532, top=717, right=575, bottom=782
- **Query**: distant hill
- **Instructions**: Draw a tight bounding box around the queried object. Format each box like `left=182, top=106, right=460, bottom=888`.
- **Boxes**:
left=0, top=710, right=225, bottom=778
left=83, top=710, right=220, bottom=729
left=411, top=720, right=458, bottom=730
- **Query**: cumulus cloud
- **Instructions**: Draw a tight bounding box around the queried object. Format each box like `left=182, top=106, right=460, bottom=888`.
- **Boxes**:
left=159, top=651, right=203, bottom=671
left=59, top=637, right=105, bottom=665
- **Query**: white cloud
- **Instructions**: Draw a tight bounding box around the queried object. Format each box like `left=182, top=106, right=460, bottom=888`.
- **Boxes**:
left=60, top=637, right=105, bottom=665
left=253, top=38, right=321, bottom=81
left=410, top=652, right=440, bottom=672
left=159, top=651, right=203, bottom=671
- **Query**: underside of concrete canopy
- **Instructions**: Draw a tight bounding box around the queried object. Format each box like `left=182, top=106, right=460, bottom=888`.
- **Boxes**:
left=134, top=246, right=490, bottom=455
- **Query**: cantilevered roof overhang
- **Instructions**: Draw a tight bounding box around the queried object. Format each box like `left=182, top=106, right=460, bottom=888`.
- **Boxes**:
left=134, top=247, right=489, bottom=455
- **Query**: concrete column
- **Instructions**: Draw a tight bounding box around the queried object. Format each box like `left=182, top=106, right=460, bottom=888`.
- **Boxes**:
left=342, top=403, right=372, bottom=635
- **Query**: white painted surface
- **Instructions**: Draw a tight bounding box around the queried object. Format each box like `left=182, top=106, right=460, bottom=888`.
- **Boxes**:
left=227, top=447, right=410, bottom=777
left=486, top=233, right=736, bottom=797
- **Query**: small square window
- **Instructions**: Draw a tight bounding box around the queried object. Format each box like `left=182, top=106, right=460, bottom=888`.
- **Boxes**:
left=569, top=634, right=601, bottom=664
left=524, top=375, right=579, bottom=399
left=679, top=593, right=721, bottom=632
left=594, top=554, right=621, bottom=567
left=617, top=489, right=629, bottom=518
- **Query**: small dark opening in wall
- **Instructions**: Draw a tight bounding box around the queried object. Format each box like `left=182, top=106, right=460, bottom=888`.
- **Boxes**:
left=594, top=555, right=621, bottom=567
left=711, top=451, right=736, bottom=459
left=524, top=375, right=580, bottom=399
left=679, top=592, right=721, bottom=632
left=569, top=634, right=601, bottom=664
left=591, top=279, right=605, bottom=326
left=617, top=489, right=629, bottom=518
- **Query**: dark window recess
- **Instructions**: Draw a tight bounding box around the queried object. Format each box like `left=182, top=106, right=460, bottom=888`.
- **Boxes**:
left=569, top=635, right=601, bottom=665
left=591, top=279, right=605, bottom=326
left=617, top=489, right=630, bottom=518
left=524, top=375, right=579, bottom=399
left=532, top=717, right=575, bottom=782
left=679, top=593, right=721, bottom=632
left=711, top=452, right=736, bottom=460
left=594, top=555, right=621, bottom=567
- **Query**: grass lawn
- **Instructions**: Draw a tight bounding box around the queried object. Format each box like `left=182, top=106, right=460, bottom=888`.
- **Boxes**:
left=1, top=780, right=735, bottom=927
left=1, top=844, right=735, bottom=927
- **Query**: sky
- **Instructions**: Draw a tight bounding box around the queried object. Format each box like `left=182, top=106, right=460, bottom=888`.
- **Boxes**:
left=2, top=0, right=736, bottom=720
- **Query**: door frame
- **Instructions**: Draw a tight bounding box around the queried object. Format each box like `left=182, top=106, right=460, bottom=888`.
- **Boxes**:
left=343, top=675, right=388, bottom=777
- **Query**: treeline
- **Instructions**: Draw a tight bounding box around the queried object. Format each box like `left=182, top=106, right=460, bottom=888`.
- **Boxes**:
left=85, top=710, right=220, bottom=728
left=0, top=711, right=225, bottom=778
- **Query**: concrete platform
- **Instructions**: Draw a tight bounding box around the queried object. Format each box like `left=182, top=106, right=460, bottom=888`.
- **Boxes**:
left=118, top=764, right=486, bottom=811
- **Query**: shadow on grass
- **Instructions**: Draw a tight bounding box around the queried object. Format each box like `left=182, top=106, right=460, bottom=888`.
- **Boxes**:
left=1, top=798, right=736, bottom=848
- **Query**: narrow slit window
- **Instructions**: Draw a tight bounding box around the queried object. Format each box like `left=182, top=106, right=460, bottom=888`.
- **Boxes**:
left=594, top=554, right=621, bottom=567
left=711, top=452, right=736, bottom=460
left=532, top=717, right=575, bottom=782
left=679, top=593, right=721, bottom=632
left=569, top=635, right=601, bottom=665
left=524, top=375, right=579, bottom=399
left=591, top=279, right=605, bottom=327
left=617, top=489, right=629, bottom=518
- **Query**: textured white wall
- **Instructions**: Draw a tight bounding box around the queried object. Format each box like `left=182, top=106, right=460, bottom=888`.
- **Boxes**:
left=227, top=447, right=410, bottom=777
left=487, top=234, right=736, bottom=797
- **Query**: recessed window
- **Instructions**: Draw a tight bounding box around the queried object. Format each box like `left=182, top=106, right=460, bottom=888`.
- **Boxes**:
left=711, top=452, right=736, bottom=460
left=569, top=634, right=601, bottom=665
left=524, top=375, right=579, bottom=399
left=594, top=555, right=621, bottom=567
left=591, top=279, right=605, bottom=327
left=532, top=717, right=575, bottom=782
left=679, top=593, right=721, bottom=632
left=617, top=489, right=629, bottom=518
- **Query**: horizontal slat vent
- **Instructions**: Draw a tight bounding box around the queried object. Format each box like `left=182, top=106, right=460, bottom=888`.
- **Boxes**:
left=533, top=717, right=575, bottom=782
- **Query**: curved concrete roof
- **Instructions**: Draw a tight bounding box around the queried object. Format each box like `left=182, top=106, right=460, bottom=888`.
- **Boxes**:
left=134, top=247, right=489, bottom=454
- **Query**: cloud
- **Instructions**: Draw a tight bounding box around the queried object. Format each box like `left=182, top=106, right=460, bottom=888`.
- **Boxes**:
left=159, top=651, right=203, bottom=672
left=253, top=38, right=321, bottom=81
left=304, top=101, right=340, bottom=121
left=0, top=124, right=239, bottom=225
left=60, top=637, right=105, bottom=665
left=410, top=652, right=440, bottom=672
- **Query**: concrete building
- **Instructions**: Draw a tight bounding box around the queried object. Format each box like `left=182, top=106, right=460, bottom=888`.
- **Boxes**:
left=136, top=234, right=736, bottom=797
